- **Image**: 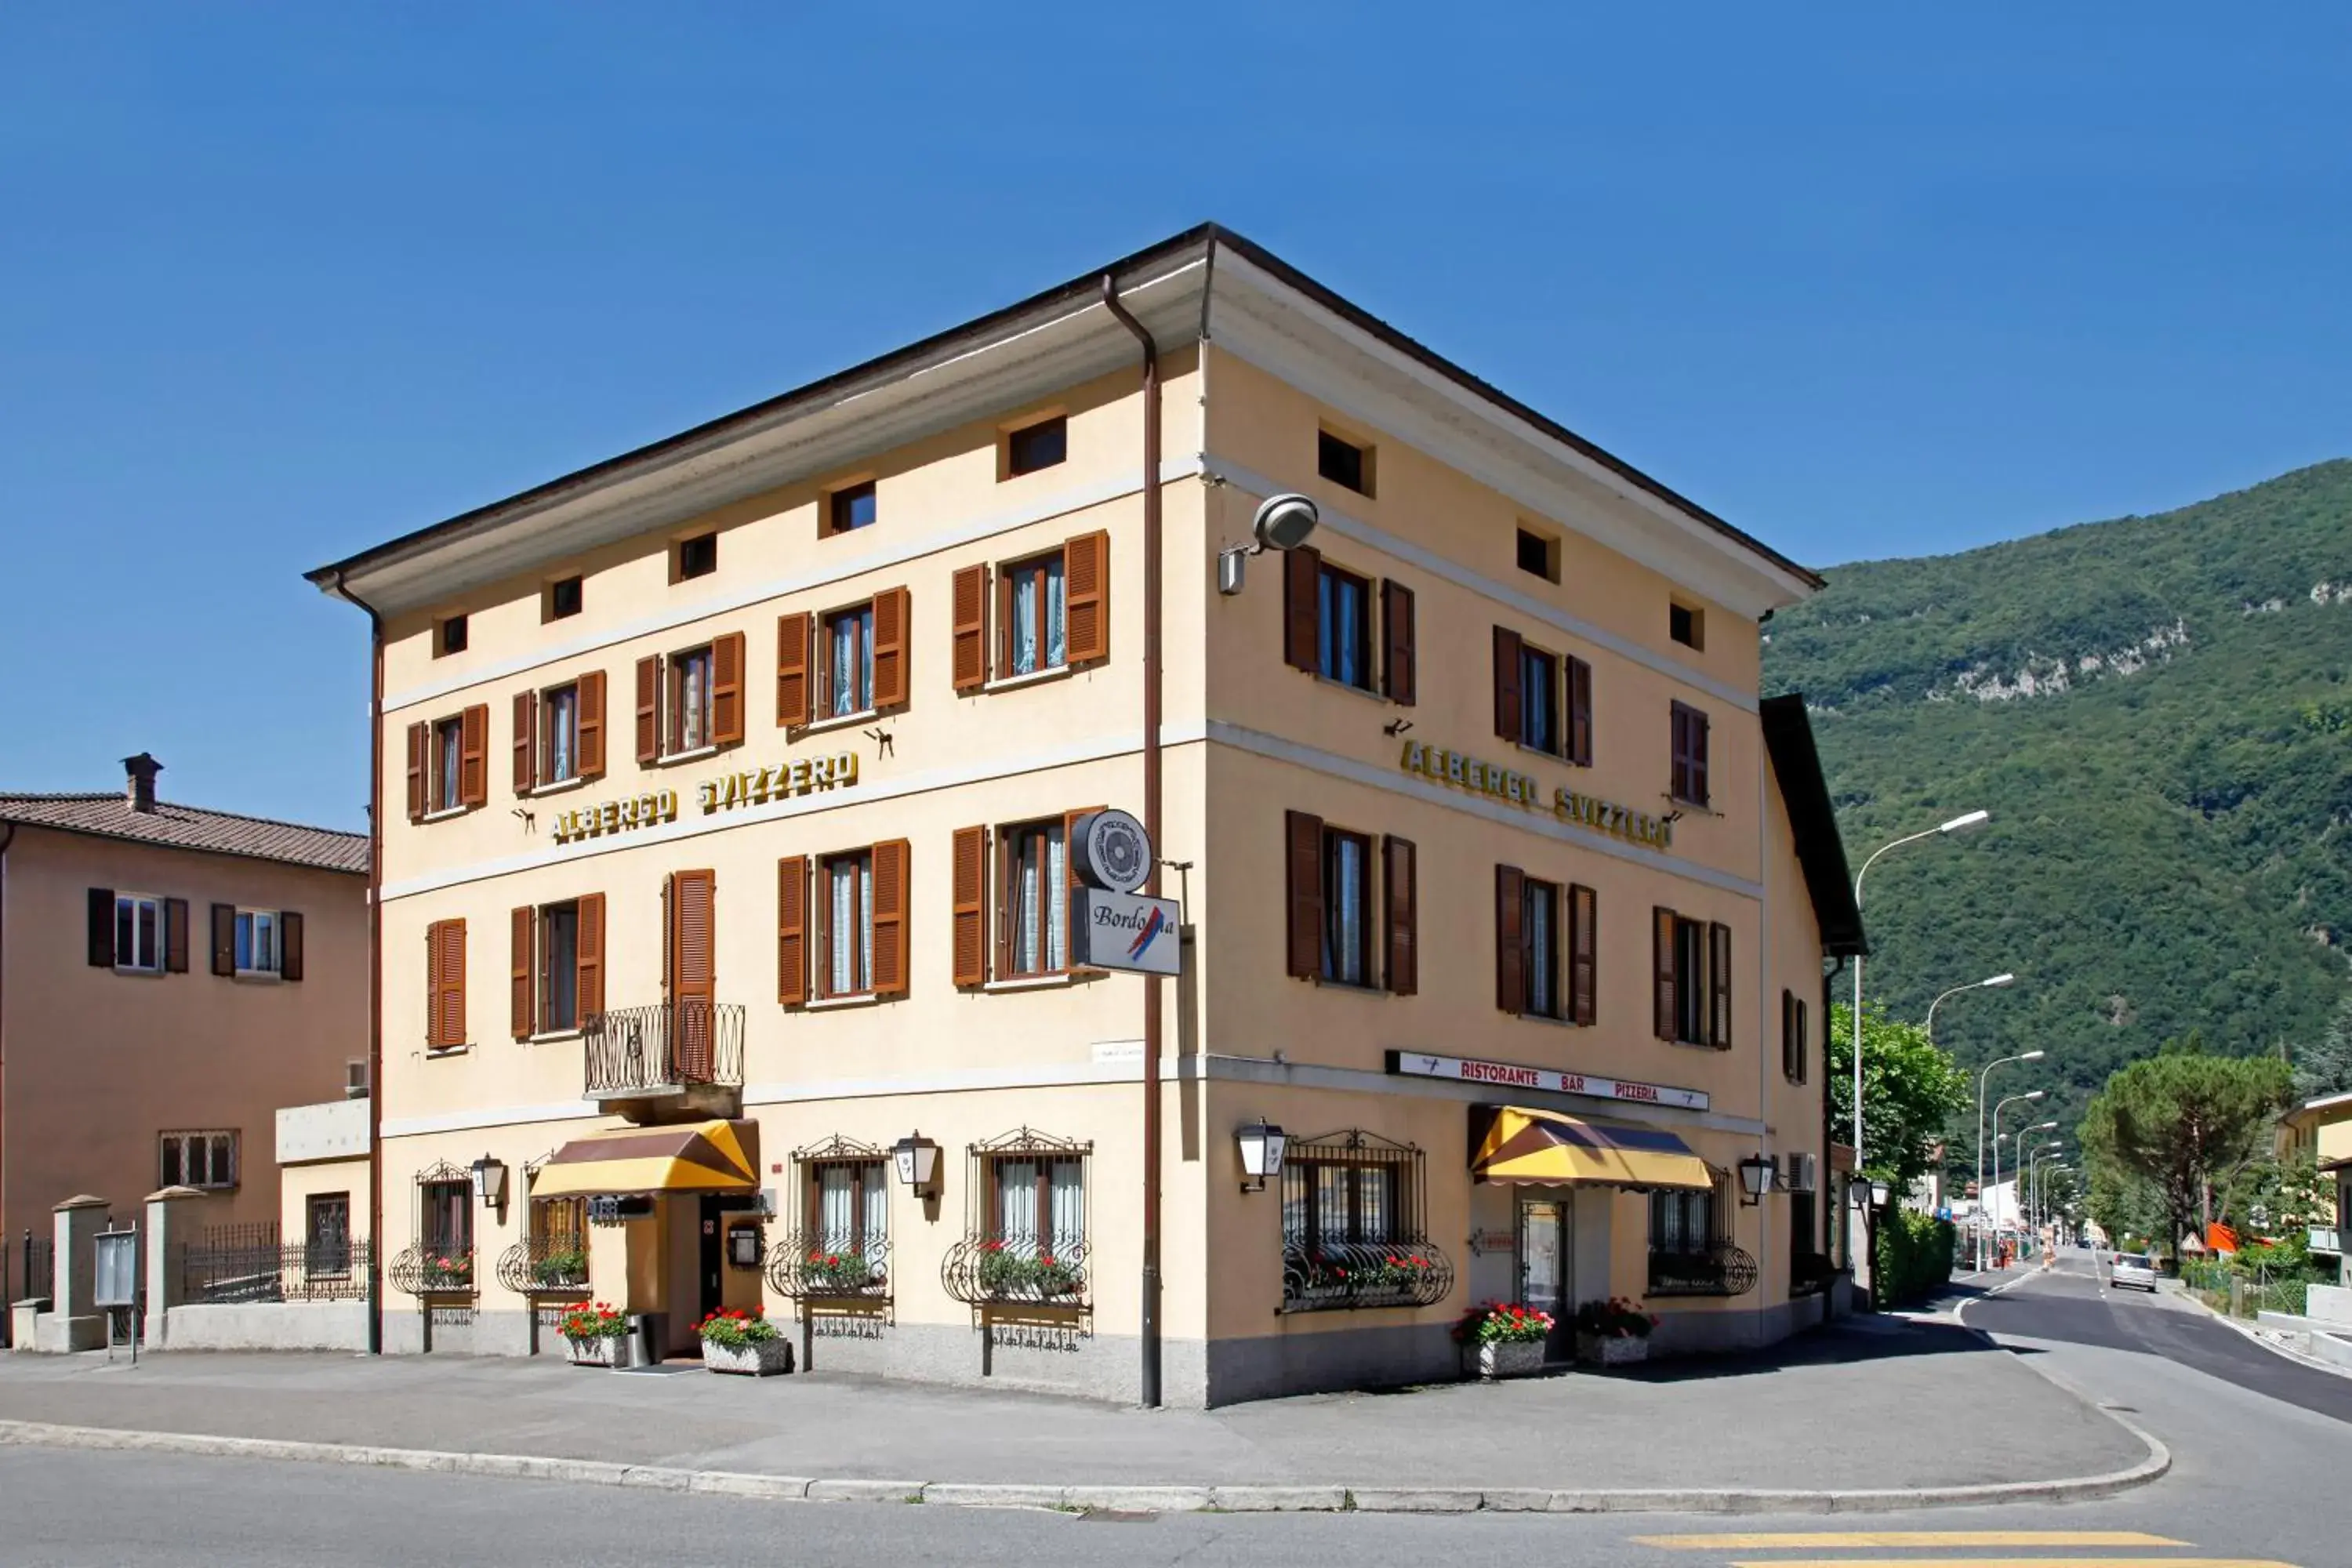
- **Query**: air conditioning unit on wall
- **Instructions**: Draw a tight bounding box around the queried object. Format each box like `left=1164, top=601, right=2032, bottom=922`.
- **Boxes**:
left=1784, top=1152, right=1818, bottom=1193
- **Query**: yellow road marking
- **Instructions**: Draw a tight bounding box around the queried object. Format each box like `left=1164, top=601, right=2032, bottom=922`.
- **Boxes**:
left=1724, top=1559, right=2298, bottom=1568
left=1638, top=1533, right=2187, bottom=1548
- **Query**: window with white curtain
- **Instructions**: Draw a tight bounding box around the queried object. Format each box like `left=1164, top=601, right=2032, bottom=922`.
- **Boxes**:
left=1319, top=827, right=1372, bottom=986
left=1000, top=820, right=1068, bottom=976
left=814, top=1160, right=887, bottom=1254
left=993, top=1154, right=1084, bottom=1256
left=824, top=603, right=874, bottom=717
left=818, top=851, right=874, bottom=997
left=542, top=683, right=579, bottom=784
left=1524, top=879, right=1560, bottom=1018
left=1003, top=554, right=1066, bottom=677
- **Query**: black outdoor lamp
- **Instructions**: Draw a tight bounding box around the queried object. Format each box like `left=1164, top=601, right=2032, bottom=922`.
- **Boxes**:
left=892, top=1133, right=942, bottom=1200
left=1236, top=1120, right=1289, bottom=1193
left=1737, top=1152, right=1776, bottom=1207
left=470, top=1154, right=509, bottom=1210
left=1870, top=1178, right=1893, bottom=1209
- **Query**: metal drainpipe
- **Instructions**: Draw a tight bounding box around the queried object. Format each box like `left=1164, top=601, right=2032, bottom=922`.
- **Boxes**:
left=0, top=820, right=15, bottom=1261
left=1100, top=271, right=1163, bottom=1409
left=1822, top=956, right=1846, bottom=1295
left=328, top=570, right=387, bottom=1356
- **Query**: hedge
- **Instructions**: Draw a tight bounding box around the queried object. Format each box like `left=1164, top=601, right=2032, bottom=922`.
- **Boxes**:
left=1874, top=1210, right=1957, bottom=1306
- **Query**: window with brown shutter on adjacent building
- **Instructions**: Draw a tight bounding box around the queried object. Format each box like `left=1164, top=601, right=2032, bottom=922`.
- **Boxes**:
left=1782, top=989, right=1809, bottom=1083
left=210, top=905, right=303, bottom=980
left=91, top=889, right=184, bottom=975
left=425, top=917, right=467, bottom=1051
left=947, top=532, right=1109, bottom=693
left=407, top=705, right=489, bottom=819
left=634, top=633, right=745, bottom=764
left=1282, top=547, right=1414, bottom=703
left=1669, top=701, right=1711, bottom=807
left=1492, top=627, right=1592, bottom=764
left=1283, top=811, right=1412, bottom=993
left=1652, top=906, right=1730, bottom=1048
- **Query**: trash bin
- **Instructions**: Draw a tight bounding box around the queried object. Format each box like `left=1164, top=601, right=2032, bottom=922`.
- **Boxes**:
left=627, top=1311, right=668, bottom=1367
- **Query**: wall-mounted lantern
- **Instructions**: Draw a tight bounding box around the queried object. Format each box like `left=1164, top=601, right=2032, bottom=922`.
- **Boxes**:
left=1236, top=1120, right=1289, bottom=1193
left=1870, top=1178, right=1893, bottom=1209
left=470, top=1154, right=509, bottom=1210
left=892, top=1133, right=942, bottom=1199
left=1737, top=1152, right=1777, bottom=1207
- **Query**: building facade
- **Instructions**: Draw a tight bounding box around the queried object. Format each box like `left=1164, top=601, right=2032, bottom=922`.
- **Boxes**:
left=2278, top=1091, right=2352, bottom=1286
left=0, top=756, right=368, bottom=1307
left=312, top=227, right=1864, bottom=1403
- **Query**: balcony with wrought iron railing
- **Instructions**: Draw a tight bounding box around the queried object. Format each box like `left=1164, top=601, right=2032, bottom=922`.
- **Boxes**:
left=583, top=1001, right=745, bottom=1110
left=1647, top=1242, right=1759, bottom=1298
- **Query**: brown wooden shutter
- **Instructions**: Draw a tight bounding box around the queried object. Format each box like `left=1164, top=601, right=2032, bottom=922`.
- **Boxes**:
left=1493, top=626, right=1524, bottom=743
left=405, top=723, right=427, bottom=822
left=510, top=906, right=535, bottom=1040
left=1381, top=581, right=1416, bottom=705
left=1709, top=921, right=1733, bottom=1048
left=1494, top=866, right=1525, bottom=1014
left=710, top=632, right=746, bottom=745
left=951, top=565, right=988, bottom=692
left=1283, top=810, right=1324, bottom=979
left=1063, top=530, right=1109, bottom=665
left=1567, top=656, right=1593, bottom=766
left=1690, top=708, right=1711, bottom=806
left=1781, top=989, right=1795, bottom=1079
left=424, top=921, right=444, bottom=1045
left=775, top=612, right=811, bottom=728
left=1062, top=805, right=1101, bottom=968
left=211, top=903, right=237, bottom=976
left=872, top=838, right=911, bottom=998
left=1795, top=999, right=1807, bottom=1083
left=1653, top=906, right=1679, bottom=1040
left=575, top=894, right=604, bottom=1019
left=281, top=911, right=304, bottom=982
left=163, top=898, right=189, bottom=974
left=87, top=888, right=114, bottom=967
left=776, top=856, right=808, bottom=1005
left=1383, top=836, right=1417, bottom=996
left=577, top=670, right=607, bottom=780
left=635, top=655, right=661, bottom=763
left=459, top=704, right=488, bottom=807
left=428, top=918, right=466, bottom=1049
left=1569, top=883, right=1597, bottom=1025
left=512, top=691, right=537, bottom=793
left=670, top=869, right=717, bottom=1076
left=1668, top=705, right=1689, bottom=800
left=871, top=587, right=910, bottom=711
left=1282, top=544, right=1321, bottom=672
left=952, top=826, right=987, bottom=987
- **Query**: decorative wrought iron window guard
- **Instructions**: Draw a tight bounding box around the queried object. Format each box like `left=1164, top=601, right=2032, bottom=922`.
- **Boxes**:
left=769, top=1135, right=893, bottom=1302
left=942, top=1127, right=1092, bottom=1311
left=1277, top=1130, right=1451, bottom=1312
left=1646, top=1242, right=1759, bottom=1298
left=583, top=1001, right=746, bottom=1098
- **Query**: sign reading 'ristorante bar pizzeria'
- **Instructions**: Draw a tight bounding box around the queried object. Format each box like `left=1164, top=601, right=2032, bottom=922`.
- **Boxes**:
left=1396, top=741, right=1672, bottom=850
left=1386, top=1049, right=1711, bottom=1112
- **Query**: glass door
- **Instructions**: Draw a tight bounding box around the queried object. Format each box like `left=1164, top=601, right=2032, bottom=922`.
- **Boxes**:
left=1518, top=1196, right=1564, bottom=1335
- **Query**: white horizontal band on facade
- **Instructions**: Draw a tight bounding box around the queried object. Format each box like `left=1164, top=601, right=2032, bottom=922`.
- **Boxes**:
left=1206, top=457, right=1759, bottom=717
left=376, top=1049, right=1768, bottom=1145
left=383, top=455, right=1210, bottom=717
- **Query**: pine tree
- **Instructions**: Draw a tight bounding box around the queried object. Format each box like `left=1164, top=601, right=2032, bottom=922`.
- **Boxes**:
left=2291, top=991, right=2352, bottom=1101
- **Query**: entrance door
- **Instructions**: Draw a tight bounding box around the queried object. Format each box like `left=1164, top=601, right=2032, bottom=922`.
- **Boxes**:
left=1518, top=1197, right=1567, bottom=1357
left=697, top=1196, right=724, bottom=1324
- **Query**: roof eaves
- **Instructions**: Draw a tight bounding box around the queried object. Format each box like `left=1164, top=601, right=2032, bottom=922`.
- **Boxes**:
left=1759, top=694, right=1867, bottom=956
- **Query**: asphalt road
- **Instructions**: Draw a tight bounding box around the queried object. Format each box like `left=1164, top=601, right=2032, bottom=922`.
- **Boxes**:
left=2, top=1255, right=2344, bottom=1568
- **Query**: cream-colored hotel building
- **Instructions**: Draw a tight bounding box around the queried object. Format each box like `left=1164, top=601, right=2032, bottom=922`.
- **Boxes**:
left=311, top=226, right=1864, bottom=1405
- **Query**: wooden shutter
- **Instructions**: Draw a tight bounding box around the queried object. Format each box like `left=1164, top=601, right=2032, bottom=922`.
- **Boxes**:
left=211, top=903, right=237, bottom=977
left=1690, top=708, right=1710, bottom=806
left=872, top=587, right=910, bottom=710
left=1653, top=907, right=1679, bottom=1040
left=87, top=888, right=114, bottom=967
left=1062, top=805, right=1101, bottom=968
left=1795, top=999, right=1807, bottom=1083
left=428, top=919, right=466, bottom=1049
left=1493, top=626, right=1524, bottom=743
left=711, top=631, right=745, bottom=745
left=405, top=723, right=427, bottom=822
left=635, top=655, right=661, bottom=763
left=577, top=670, right=607, bottom=780
left=1063, top=530, right=1109, bottom=665
left=1569, top=883, right=1597, bottom=1025
left=281, top=911, right=305, bottom=983
left=1781, top=989, right=1796, bottom=1079
left=951, top=564, right=988, bottom=692
left=1566, top=656, right=1593, bottom=766
left=952, top=826, right=987, bottom=987
left=575, top=894, right=604, bottom=1019
left=670, top=869, right=717, bottom=1077
left=1381, top=580, right=1416, bottom=706
left=510, top=906, right=535, bottom=1040
left=1709, top=921, right=1733, bottom=1048
left=1283, top=810, right=1324, bottom=979
left=458, top=704, right=488, bottom=808
left=1494, top=866, right=1525, bottom=1014
left=1383, top=836, right=1417, bottom=996
left=872, top=838, right=910, bottom=997
left=164, top=898, right=189, bottom=974
left=513, top=691, right=538, bottom=793
left=776, top=856, right=808, bottom=1005
left=1282, top=544, right=1321, bottom=672
left=775, top=612, right=811, bottom=728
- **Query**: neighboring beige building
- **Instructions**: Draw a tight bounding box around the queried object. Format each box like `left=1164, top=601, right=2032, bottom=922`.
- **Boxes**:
left=0, top=756, right=369, bottom=1307
left=310, top=225, right=1864, bottom=1403
left=2278, top=1091, right=2352, bottom=1285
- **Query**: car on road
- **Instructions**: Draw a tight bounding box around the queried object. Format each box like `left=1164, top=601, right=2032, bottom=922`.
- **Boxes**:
left=2110, top=1251, right=2158, bottom=1291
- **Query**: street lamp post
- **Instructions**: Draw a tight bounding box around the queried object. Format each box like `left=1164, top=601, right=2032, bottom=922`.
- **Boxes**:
left=1928, top=974, right=2017, bottom=1047
left=1973, top=1048, right=2043, bottom=1270
left=1850, top=811, right=1990, bottom=1172
left=2026, top=1144, right=2062, bottom=1229
left=1990, top=1093, right=2045, bottom=1261
left=2009, top=1122, right=2058, bottom=1251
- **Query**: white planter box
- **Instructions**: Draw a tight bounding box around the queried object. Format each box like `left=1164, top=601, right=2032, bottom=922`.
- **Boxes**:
left=564, top=1336, right=623, bottom=1368
left=1576, top=1332, right=1650, bottom=1367
left=701, top=1337, right=795, bottom=1376
left=1468, top=1339, right=1546, bottom=1379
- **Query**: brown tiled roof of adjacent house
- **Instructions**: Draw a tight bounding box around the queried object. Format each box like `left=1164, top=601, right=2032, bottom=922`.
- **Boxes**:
left=0, top=793, right=368, bottom=875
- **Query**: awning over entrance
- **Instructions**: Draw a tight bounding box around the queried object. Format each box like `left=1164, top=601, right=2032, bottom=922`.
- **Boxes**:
left=1472, top=1106, right=1714, bottom=1192
left=531, top=1120, right=760, bottom=1199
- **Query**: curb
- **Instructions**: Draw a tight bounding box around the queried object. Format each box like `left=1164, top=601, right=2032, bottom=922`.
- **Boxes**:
left=2164, top=1280, right=2352, bottom=1385
left=0, top=1414, right=2171, bottom=1515
left=1951, top=1282, right=2176, bottom=1503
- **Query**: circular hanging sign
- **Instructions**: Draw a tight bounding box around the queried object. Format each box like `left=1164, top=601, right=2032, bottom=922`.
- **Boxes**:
left=1071, top=808, right=1152, bottom=893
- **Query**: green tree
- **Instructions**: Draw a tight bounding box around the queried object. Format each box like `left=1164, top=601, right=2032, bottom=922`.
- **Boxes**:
left=1828, top=1001, right=1971, bottom=1192
left=2291, top=993, right=2352, bottom=1102
left=2078, top=1034, right=2294, bottom=1255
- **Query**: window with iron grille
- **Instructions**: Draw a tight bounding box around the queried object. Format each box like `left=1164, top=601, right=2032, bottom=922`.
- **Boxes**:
left=161, top=1130, right=239, bottom=1190
left=1277, top=1131, right=1446, bottom=1312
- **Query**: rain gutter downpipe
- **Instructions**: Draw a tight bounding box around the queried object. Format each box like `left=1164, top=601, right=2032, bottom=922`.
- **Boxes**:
left=1100, top=271, right=1164, bottom=1410
left=0, top=821, right=15, bottom=1268
left=328, top=568, right=387, bottom=1357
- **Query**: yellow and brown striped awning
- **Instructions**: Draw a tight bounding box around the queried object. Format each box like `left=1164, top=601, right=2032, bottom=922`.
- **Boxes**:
left=1472, top=1106, right=1714, bottom=1192
left=531, top=1120, right=760, bottom=1199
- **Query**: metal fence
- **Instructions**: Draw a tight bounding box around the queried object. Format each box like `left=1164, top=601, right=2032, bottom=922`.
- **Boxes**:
left=180, top=1237, right=373, bottom=1304
left=583, top=1001, right=746, bottom=1097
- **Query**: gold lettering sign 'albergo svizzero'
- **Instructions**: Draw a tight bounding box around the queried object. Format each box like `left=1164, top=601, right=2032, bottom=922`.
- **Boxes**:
left=552, top=752, right=862, bottom=844
left=1398, top=740, right=1671, bottom=850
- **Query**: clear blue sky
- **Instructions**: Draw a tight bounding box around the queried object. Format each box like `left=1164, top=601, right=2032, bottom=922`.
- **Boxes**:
left=5, top=6, right=2347, bottom=829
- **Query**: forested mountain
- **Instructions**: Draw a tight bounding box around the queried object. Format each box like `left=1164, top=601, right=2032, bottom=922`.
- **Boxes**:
left=1763, top=460, right=2352, bottom=1141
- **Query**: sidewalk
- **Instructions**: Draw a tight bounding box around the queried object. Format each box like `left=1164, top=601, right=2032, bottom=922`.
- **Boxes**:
left=0, top=1316, right=2154, bottom=1506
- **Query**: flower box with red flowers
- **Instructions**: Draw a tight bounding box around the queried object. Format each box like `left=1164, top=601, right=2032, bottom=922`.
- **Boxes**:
left=1452, top=1301, right=1554, bottom=1378
left=695, top=1308, right=793, bottom=1376
left=1572, top=1296, right=1658, bottom=1366
left=558, top=1301, right=628, bottom=1367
